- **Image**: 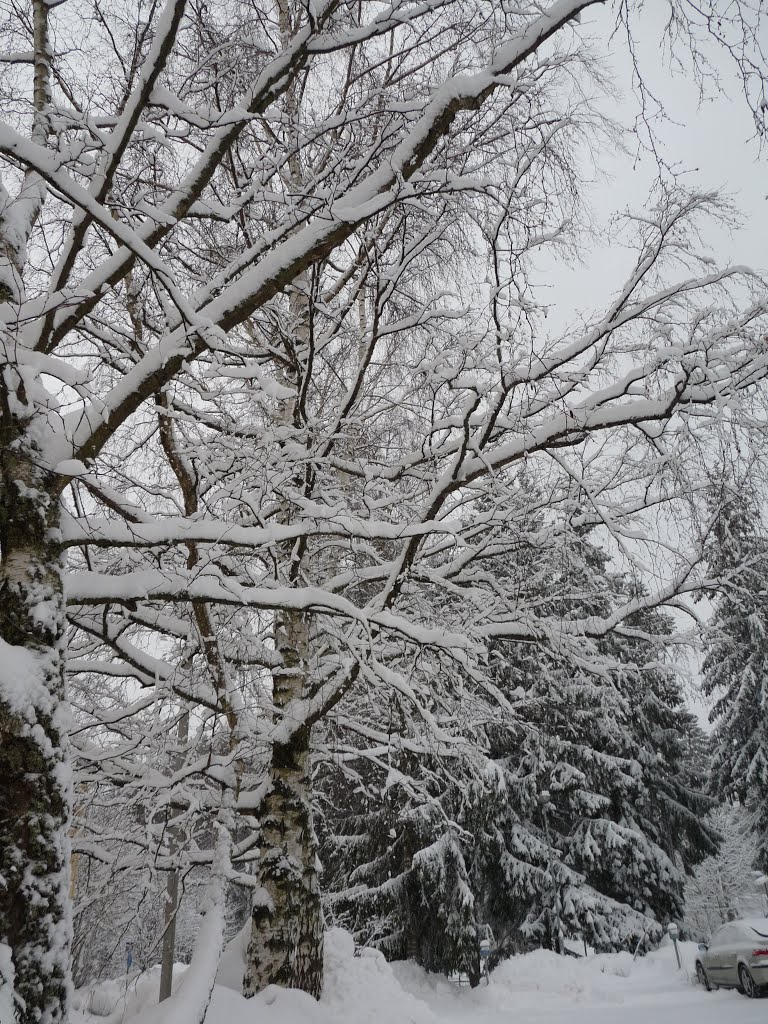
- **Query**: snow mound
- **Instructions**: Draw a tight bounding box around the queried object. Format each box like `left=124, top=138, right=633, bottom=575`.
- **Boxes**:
left=322, top=928, right=437, bottom=1024
left=73, top=928, right=435, bottom=1024
left=392, top=942, right=700, bottom=1019
left=391, top=948, right=634, bottom=1014
left=489, top=948, right=634, bottom=1004
left=71, top=963, right=186, bottom=1021
left=73, top=932, right=701, bottom=1024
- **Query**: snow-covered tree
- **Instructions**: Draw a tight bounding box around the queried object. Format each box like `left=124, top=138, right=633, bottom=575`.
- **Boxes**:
left=703, top=482, right=768, bottom=872
left=473, top=528, right=716, bottom=949
left=318, top=678, right=487, bottom=976
left=320, top=513, right=716, bottom=965
left=684, top=804, right=765, bottom=940
left=0, top=1, right=767, bottom=1021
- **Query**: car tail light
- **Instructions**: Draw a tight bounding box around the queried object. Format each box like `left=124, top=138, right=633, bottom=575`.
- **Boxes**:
left=752, top=948, right=768, bottom=957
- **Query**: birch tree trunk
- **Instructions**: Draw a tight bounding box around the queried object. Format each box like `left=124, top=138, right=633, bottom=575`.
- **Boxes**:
left=0, top=432, right=71, bottom=1024
left=244, top=608, right=324, bottom=998
left=241, top=6, right=326, bottom=984
left=243, top=254, right=324, bottom=997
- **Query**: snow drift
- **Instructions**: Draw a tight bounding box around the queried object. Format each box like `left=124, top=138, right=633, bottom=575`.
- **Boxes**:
left=70, top=930, right=715, bottom=1024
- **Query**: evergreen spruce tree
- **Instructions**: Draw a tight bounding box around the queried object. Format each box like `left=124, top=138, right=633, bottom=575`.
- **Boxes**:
left=703, top=483, right=768, bottom=872
left=596, top=597, right=717, bottom=910
left=411, top=830, right=480, bottom=984
left=479, top=519, right=716, bottom=943
left=318, top=498, right=715, bottom=967
left=318, top=741, right=483, bottom=983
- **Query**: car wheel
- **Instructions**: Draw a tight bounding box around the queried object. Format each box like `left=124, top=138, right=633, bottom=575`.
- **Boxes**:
left=738, top=964, right=760, bottom=998
left=696, top=962, right=714, bottom=992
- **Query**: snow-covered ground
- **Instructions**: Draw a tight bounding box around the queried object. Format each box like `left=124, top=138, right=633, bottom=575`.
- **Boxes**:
left=392, top=944, right=767, bottom=1024
left=72, top=930, right=765, bottom=1024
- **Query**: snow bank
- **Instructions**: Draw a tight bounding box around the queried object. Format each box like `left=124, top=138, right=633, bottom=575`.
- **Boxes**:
left=71, top=964, right=187, bottom=1021
left=321, top=929, right=436, bottom=1024
left=73, top=931, right=701, bottom=1024
left=392, top=941, right=700, bottom=1018
left=73, top=928, right=435, bottom=1024
left=391, top=948, right=638, bottom=1015
left=490, top=947, right=637, bottom=1001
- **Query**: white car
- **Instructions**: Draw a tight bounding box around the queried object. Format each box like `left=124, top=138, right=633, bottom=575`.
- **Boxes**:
left=695, top=918, right=768, bottom=998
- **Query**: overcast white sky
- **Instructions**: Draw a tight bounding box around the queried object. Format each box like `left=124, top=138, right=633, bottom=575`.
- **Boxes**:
left=610, top=9, right=764, bottom=730
left=539, top=6, right=765, bottom=326
left=532, top=8, right=766, bottom=728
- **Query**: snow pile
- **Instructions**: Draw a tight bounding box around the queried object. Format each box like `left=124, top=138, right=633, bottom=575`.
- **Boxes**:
left=72, top=931, right=711, bottom=1024
left=391, top=940, right=703, bottom=1020
left=322, top=929, right=437, bottom=1024
left=73, top=928, right=436, bottom=1024
left=474, top=947, right=637, bottom=1005
left=497, top=944, right=661, bottom=990
left=71, top=964, right=186, bottom=1021
left=391, top=948, right=638, bottom=1015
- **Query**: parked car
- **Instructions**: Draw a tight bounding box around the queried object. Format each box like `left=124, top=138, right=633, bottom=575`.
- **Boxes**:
left=695, top=918, right=768, bottom=998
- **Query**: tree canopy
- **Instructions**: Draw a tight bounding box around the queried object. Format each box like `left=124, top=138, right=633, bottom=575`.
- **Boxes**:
left=0, top=1, right=766, bottom=1021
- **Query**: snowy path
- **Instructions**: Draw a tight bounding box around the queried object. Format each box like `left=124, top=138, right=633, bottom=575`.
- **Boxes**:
left=431, top=985, right=766, bottom=1024
left=391, top=944, right=767, bottom=1024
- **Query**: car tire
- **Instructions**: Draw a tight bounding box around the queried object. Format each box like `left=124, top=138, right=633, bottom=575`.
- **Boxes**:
left=738, top=964, right=760, bottom=998
left=696, top=962, right=714, bottom=992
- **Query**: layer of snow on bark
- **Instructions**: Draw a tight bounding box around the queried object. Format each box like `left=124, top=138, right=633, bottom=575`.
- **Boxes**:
left=0, top=638, right=51, bottom=717
left=214, top=922, right=249, bottom=993
left=54, top=459, right=89, bottom=477
left=0, top=943, right=15, bottom=1023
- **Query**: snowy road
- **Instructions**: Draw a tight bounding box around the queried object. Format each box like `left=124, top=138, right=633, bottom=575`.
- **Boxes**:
left=436, top=986, right=767, bottom=1024
left=391, top=944, right=767, bottom=1024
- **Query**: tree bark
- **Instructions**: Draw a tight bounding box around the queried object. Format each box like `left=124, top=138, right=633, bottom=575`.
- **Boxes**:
left=243, top=608, right=324, bottom=999
left=159, top=709, right=190, bottom=1003
left=0, top=439, right=71, bottom=1024
left=468, top=958, right=481, bottom=989
left=159, top=867, right=181, bottom=1003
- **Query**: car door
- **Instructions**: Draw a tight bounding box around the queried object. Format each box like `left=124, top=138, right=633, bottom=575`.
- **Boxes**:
left=704, top=925, right=733, bottom=985
left=719, top=925, right=743, bottom=987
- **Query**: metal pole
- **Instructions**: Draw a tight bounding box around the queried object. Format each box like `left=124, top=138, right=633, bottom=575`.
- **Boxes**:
left=667, top=924, right=682, bottom=970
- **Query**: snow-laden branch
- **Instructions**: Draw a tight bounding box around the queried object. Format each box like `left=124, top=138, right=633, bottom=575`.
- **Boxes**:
left=65, top=567, right=478, bottom=651
left=60, top=510, right=463, bottom=548
left=49, top=0, right=603, bottom=465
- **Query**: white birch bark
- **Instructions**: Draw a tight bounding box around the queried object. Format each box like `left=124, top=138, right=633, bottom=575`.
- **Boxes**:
left=244, top=256, right=324, bottom=995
